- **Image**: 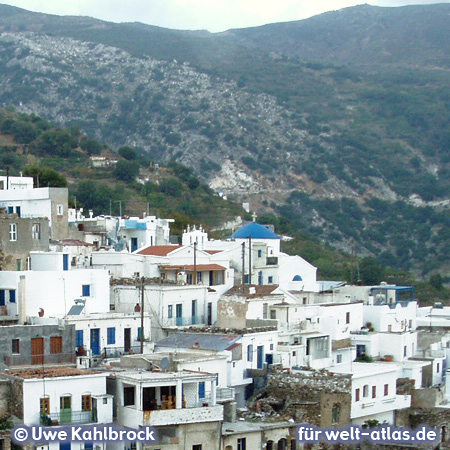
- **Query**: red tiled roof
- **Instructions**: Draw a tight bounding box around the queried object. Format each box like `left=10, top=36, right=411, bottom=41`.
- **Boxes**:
left=161, top=264, right=226, bottom=271
left=204, top=250, right=223, bottom=255
left=138, top=245, right=181, bottom=256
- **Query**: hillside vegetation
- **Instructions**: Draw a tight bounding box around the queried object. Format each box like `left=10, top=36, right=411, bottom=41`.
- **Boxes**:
left=0, top=4, right=449, bottom=278
left=1, top=108, right=449, bottom=304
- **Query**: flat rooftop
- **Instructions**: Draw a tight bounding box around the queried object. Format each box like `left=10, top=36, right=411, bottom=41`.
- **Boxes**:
left=222, top=421, right=297, bottom=435
left=5, top=368, right=103, bottom=379
left=330, top=362, right=398, bottom=377
left=116, top=369, right=216, bottom=383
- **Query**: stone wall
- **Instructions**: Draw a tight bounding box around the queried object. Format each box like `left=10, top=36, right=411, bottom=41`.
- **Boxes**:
left=244, top=368, right=352, bottom=426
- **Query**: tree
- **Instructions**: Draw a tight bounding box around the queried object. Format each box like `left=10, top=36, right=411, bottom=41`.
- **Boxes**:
left=113, top=160, right=140, bottom=182
left=118, top=146, right=137, bottom=160
left=76, top=181, right=115, bottom=215
left=80, top=137, right=102, bottom=155
left=359, top=257, right=385, bottom=285
left=34, top=129, right=77, bottom=157
left=429, top=274, right=444, bottom=290
left=23, top=166, right=67, bottom=188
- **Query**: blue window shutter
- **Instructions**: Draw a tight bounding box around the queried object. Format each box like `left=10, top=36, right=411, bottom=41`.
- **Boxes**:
left=82, top=285, right=91, bottom=297
left=137, top=327, right=142, bottom=340
left=107, top=327, right=116, bottom=345
left=0, top=291, right=5, bottom=306
left=76, top=330, right=84, bottom=347
left=9, top=290, right=16, bottom=303
left=199, top=382, right=205, bottom=399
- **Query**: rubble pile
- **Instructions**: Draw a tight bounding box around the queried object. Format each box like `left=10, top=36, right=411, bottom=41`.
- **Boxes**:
left=241, top=368, right=351, bottom=423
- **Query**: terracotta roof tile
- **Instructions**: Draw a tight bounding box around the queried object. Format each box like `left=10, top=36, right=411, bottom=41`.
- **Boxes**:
left=138, top=245, right=181, bottom=256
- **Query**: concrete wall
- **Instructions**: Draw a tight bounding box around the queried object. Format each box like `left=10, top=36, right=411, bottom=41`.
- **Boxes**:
left=0, top=214, right=49, bottom=271
left=0, top=187, right=68, bottom=239
left=0, top=380, right=10, bottom=418
left=217, top=297, right=248, bottom=329
left=411, top=387, right=446, bottom=409
left=0, top=324, right=75, bottom=366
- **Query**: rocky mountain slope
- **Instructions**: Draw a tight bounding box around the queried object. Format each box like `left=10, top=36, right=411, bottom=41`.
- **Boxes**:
left=0, top=3, right=449, bottom=277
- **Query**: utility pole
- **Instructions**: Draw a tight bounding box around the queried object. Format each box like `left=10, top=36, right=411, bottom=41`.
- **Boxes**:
left=140, top=276, right=145, bottom=354
left=193, top=241, right=197, bottom=285
left=248, top=234, right=252, bottom=285
left=241, top=242, right=245, bottom=285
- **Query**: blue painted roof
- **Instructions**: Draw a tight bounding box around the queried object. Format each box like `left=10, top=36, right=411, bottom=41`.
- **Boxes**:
left=232, top=222, right=280, bottom=240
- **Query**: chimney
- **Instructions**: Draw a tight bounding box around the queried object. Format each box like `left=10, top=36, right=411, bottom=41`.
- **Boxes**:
left=18, top=275, right=26, bottom=324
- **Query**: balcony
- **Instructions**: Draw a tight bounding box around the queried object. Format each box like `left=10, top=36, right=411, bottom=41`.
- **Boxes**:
left=216, top=387, right=235, bottom=402
left=40, top=410, right=96, bottom=426
left=102, top=346, right=142, bottom=358
left=278, top=320, right=320, bottom=333
left=142, top=405, right=223, bottom=426
left=161, top=316, right=205, bottom=327
left=266, top=257, right=278, bottom=266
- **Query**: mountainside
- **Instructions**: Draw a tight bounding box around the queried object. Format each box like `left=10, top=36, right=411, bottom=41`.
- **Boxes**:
left=219, top=4, right=450, bottom=69
left=0, top=3, right=449, bottom=277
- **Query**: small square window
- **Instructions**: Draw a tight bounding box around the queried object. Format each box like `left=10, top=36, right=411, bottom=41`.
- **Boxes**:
left=82, top=285, right=91, bottom=297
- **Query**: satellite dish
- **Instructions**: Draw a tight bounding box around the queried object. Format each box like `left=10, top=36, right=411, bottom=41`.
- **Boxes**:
left=160, top=357, right=169, bottom=371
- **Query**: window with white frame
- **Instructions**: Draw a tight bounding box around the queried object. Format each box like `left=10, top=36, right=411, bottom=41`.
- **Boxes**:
left=57, top=204, right=64, bottom=216
left=363, top=385, right=369, bottom=397
left=32, top=223, right=41, bottom=240
left=9, top=223, right=17, bottom=241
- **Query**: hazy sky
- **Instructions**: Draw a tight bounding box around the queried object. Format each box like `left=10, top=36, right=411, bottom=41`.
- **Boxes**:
left=0, top=0, right=445, bottom=32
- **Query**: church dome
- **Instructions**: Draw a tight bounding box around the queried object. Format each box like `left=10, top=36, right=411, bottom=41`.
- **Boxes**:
left=232, top=222, right=280, bottom=240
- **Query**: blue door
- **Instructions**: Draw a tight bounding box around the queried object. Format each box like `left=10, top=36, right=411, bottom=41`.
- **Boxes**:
left=257, top=345, right=264, bottom=369
left=198, top=382, right=205, bottom=399
left=63, top=254, right=69, bottom=271
left=131, top=237, right=138, bottom=252
left=90, top=329, right=100, bottom=355
left=176, top=304, right=183, bottom=326
left=356, top=344, right=366, bottom=358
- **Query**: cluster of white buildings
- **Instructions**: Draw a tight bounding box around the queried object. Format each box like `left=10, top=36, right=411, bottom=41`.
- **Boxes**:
left=0, top=175, right=448, bottom=449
